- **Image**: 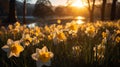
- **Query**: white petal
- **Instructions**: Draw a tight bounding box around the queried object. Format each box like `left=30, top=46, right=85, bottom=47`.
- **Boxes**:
left=36, top=48, right=41, bottom=54
left=14, top=41, right=21, bottom=46
left=14, top=53, right=20, bottom=57
left=15, top=41, right=20, bottom=44
left=19, top=39, right=23, bottom=43
left=31, top=53, right=38, bottom=61
left=7, top=39, right=13, bottom=45
left=49, top=52, right=54, bottom=58
left=42, top=46, right=48, bottom=52
left=36, top=61, right=43, bottom=67
left=8, top=52, right=13, bottom=58
left=2, top=45, right=9, bottom=52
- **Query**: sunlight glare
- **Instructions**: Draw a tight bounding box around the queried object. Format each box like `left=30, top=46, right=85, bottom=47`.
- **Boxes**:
left=76, top=16, right=85, bottom=24
left=71, top=0, right=85, bottom=8
left=76, top=20, right=84, bottom=24
left=76, top=16, right=85, bottom=19
left=27, top=23, right=36, bottom=28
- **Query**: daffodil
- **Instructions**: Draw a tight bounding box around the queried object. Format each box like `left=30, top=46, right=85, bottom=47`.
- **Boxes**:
left=1, top=26, right=6, bottom=32
left=14, top=21, right=20, bottom=28
left=115, top=36, right=120, bottom=43
left=93, top=44, right=105, bottom=60
left=49, top=24, right=56, bottom=32
left=72, top=45, right=82, bottom=56
left=85, top=25, right=96, bottom=37
left=95, top=21, right=102, bottom=28
left=57, top=25, right=63, bottom=30
left=32, top=46, right=54, bottom=67
left=2, top=39, right=24, bottom=58
left=19, top=25, right=27, bottom=32
left=23, top=28, right=30, bottom=34
left=21, top=34, right=32, bottom=46
left=116, top=30, right=120, bottom=34
left=8, top=24, right=13, bottom=30
left=57, top=19, right=61, bottom=24
left=102, top=29, right=109, bottom=39
left=69, top=23, right=78, bottom=31
left=44, top=25, right=50, bottom=33
left=48, top=34, right=54, bottom=40
left=30, top=29, right=36, bottom=36
left=102, top=32, right=107, bottom=38
left=56, top=32, right=66, bottom=41
left=34, top=26, right=41, bottom=36
left=66, top=22, right=79, bottom=34
left=32, top=37, right=40, bottom=45
left=12, top=28, right=19, bottom=34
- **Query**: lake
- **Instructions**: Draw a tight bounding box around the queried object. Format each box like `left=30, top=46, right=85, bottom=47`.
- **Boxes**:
left=24, top=16, right=86, bottom=28
left=0, top=16, right=86, bottom=27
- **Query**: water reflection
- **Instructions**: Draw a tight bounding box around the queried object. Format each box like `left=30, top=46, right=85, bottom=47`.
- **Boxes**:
left=27, top=16, right=85, bottom=27
left=76, top=19, right=84, bottom=24
left=75, top=16, right=85, bottom=24
left=27, top=23, right=36, bottom=28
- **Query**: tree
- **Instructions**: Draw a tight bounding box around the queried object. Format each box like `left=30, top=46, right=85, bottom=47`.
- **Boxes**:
left=33, top=0, right=53, bottom=18
left=20, top=0, right=33, bottom=24
left=110, top=0, right=117, bottom=20
left=0, top=0, right=9, bottom=16
left=87, top=0, right=96, bottom=22
left=23, top=0, right=26, bottom=24
left=5, top=0, right=17, bottom=25
left=101, top=0, right=106, bottom=21
left=67, top=0, right=96, bottom=22
left=55, top=6, right=67, bottom=16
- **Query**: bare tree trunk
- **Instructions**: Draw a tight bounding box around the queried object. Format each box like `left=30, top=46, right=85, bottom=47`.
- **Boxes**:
left=101, top=0, right=106, bottom=21
left=6, top=0, right=17, bottom=24
left=23, top=0, right=26, bottom=24
left=110, top=0, right=117, bottom=20
left=87, top=0, right=95, bottom=22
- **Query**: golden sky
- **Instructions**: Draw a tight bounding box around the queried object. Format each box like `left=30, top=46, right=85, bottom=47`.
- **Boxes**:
left=20, top=0, right=120, bottom=6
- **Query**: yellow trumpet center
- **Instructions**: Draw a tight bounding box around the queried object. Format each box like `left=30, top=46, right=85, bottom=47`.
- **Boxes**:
left=39, top=52, right=50, bottom=63
left=10, top=44, right=22, bottom=55
left=57, top=32, right=66, bottom=40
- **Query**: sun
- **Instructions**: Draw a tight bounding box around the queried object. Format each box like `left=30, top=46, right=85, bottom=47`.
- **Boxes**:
left=71, top=0, right=85, bottom=8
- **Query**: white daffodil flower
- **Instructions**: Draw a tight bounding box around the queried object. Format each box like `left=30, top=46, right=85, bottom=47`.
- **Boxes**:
left=21, top=34, right=32, bottom=46
left=32, top=46, right=54, bottom=67
left=2, top=39, right=24, bottom=58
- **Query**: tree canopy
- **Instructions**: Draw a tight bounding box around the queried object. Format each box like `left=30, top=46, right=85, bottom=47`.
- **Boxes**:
left=33, top=0, right=53, bottom=18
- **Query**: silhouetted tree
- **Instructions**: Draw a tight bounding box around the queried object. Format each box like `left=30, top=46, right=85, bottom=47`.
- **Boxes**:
left=20, top=0, right=33, bottom=24
left=66, top=0, right=96, bottom=22
left=23, top=0, right=26, bottom=24
left=0, top=0, right=9, bottom=16
left=33, top=0, right=53, bottom=18
left=55, top=6, right=67, bottom=16
left=87, top=0, right=96, bottom=22
left=6, top=0, right=17, bottom=24
left=110, top=0, right=117, bottom=20
left=101, top=0, right=106, bottom=21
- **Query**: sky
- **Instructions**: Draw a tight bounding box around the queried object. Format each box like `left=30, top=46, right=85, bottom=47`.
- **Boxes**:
left=19, top=0, right=120, bottom=6
left=50, top=0, right=67, bottom=6
left=18, top=0, right=67, bottom=6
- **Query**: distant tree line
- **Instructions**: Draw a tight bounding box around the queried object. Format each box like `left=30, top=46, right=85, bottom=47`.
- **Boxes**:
left=0, top=0, right=120, bottom=25
left=33, top=0, right=119, bottom=21
left=66, top=0, right=118, bottom=21
left=33, top=0, right=53, bottom=18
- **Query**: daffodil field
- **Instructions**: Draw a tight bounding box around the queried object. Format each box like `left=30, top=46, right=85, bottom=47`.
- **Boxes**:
left=0, top=20, right=120, bottom=67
